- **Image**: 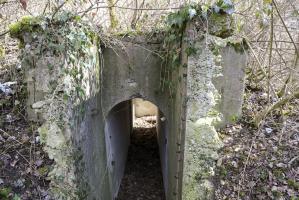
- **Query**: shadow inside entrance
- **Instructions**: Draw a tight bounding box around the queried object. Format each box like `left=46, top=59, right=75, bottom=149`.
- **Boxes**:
left=116, top=118, right=165, bottom=200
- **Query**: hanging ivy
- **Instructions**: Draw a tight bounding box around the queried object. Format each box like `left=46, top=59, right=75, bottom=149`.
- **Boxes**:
left=161, top=0, right=236, bottom=96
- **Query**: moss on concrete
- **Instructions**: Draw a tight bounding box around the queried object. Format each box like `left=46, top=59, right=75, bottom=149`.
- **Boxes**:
left=183, top=27, right=226, bottom=199
left=9, top=16, right=42, bottom=39
left=227, top=38, right=249, bottom=53
left=16, top=13, right=101, bottom=199
left=208, top=13, right=234, bottom=38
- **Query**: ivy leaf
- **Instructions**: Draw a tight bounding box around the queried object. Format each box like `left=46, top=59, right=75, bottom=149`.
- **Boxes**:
left=213, top=5, right=220, bottom=13
left=185, top=46, right=197, bottom=56
left=13, top=194, right=21, bottom=200
left=19, top=0, right=28, bottom=10
left=188, top=8, right=197, bottom=19
left=214, top=0, right=235, bottom=14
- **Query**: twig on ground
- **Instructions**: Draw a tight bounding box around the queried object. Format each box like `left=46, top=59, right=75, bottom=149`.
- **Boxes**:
left=254, top=88, right=299, bottom=127
left=237, top=121, right=264, bottom=199
left=0, top=30, right=9, bottom=37
left=0, top=128, right=23, bottom=145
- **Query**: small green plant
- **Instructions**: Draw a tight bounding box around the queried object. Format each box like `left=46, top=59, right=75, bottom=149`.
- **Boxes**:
left=217, top=165, right=228, bottom=178
left=287, top=179, right=299, bottom=190
left=0, top=187, right=12, bottom=199
left=13, top=194, right=21, bottom=200
left=229, top=114, right=239, bottom=123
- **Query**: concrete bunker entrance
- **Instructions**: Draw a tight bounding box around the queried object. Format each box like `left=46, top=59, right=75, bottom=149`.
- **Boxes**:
left=16, top=10, right=248, bottom=200
left=101, top=42, right=184, bottom=200
left=105, top=98, right=167, bottom=199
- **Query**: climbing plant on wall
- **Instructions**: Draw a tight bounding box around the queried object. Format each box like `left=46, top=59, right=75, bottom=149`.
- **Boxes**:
left=160, top=0, right=239, bottom=97
left=9, top=12, right=99, bottom=101
left=7, top=12, right=102, bottom=199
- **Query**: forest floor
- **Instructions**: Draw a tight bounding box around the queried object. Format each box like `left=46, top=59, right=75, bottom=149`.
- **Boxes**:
left=0, top=38, right=52, bottom=200
left=0, top=38, right=298, bottom=200
left=214, top=87, right=299, bottom=200
left=117, top=118, right=165, bottom=200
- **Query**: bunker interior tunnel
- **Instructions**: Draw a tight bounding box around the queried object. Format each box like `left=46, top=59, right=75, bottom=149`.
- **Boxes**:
left=105, top=98, right=166, bottom=199
left=101, top=41, right=185, bottom=200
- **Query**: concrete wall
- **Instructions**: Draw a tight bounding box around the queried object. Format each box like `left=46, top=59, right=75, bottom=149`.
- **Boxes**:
left=74, top=95, right=111, bottom=200
left=105, top=101, right=132, bottom=199
left=213, top=47, right=247, bottom=126
left=181, top=23, right=247, bottom=199
left=156, top=110, right=169, bottom=192
left=21, top=29, right=111, bottom=199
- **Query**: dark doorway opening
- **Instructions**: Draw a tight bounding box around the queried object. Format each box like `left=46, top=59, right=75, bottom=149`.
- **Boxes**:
left=116, top=99, right=166, bottom=200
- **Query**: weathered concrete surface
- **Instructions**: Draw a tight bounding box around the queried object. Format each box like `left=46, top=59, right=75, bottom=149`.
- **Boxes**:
left=101, top=41, right=167, bottom=115
left=105, top=101, right=132, bottom=199
left=74, top=94, right=110, bottom=200
left=21, top=29, right=105, bottom=199
left=156, top=109, right=169, bottom=193
left=183, top=45, right=223, bottom=199
left=25, top=56, right=64, bottom=121
left=213, top=47, right=247, bottom=126
left=181, top=24, right=247, bottom=199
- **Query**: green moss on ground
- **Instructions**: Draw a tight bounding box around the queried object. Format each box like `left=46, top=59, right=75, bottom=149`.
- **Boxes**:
left=0, top=187, right=12, bottom=200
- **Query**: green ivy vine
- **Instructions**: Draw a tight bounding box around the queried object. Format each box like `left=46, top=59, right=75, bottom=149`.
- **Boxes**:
left=161, top=1, right=235, bottom=97
left=9, top=12, right=98, bottom=104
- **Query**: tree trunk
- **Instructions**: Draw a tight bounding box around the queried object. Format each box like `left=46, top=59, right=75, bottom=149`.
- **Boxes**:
left=107, top=0, right=118, bottom=30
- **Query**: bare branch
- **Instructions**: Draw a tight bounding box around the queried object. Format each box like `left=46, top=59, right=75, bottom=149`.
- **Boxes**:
left=0, top=30, right=9, bottom=37
left=273, top=0, right=299, bottom=56
left=254, top=88, right=299, bottom=126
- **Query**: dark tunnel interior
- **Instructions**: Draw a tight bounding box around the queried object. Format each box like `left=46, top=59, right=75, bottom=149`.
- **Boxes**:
left=104, top=98, right=167, bottom=200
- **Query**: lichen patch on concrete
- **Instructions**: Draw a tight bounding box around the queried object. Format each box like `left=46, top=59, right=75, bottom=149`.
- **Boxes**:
left=182, top=31, right=226, bottom=199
